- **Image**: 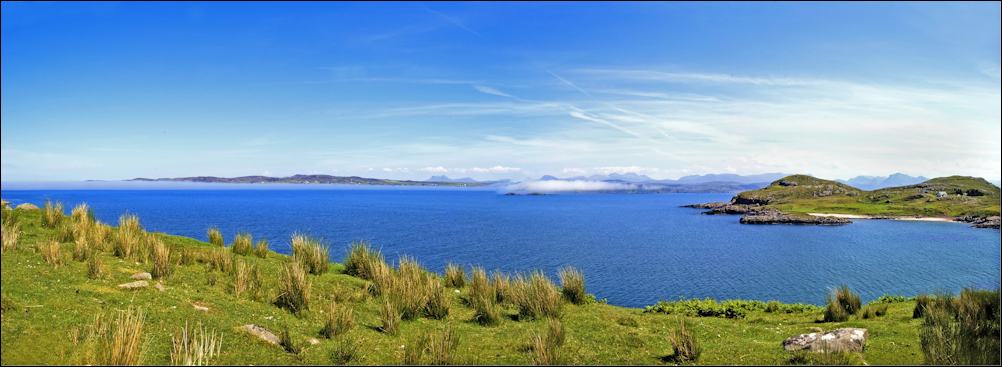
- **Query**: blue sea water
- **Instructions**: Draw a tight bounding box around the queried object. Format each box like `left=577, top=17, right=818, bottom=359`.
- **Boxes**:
left=2, top=185, right=999, bottom=308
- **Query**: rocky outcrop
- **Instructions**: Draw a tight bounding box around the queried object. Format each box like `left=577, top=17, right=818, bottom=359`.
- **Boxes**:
left=957, top=216, right=1001, bottom=229
left=705, top=204, right=765, bottom=215
left=680, top=202, right=728, bottom=209
left=14, top=203, right=38, bottom=210
left=118, top=280, right=149, bottom=290
left=783, top=328, right=869, bottom=353
left=242, top=324, right=280, bottom=345
left=740, top=210, right=851, bottom=225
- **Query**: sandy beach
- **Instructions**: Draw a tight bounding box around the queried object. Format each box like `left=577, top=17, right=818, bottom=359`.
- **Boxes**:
left=807, top=213, right=957, bottom=222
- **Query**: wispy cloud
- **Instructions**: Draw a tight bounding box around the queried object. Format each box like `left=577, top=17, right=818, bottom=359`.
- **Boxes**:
left=473, top=85, right=514, bottom=98
left=502, top=180, right=636, bottom=194
left=423, top=7, right=482, bottom=37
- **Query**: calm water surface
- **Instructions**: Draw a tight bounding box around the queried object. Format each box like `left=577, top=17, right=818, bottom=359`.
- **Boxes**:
left=3, top=186, right=998, bottom=307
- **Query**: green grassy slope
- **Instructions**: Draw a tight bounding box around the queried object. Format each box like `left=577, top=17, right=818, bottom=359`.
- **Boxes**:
left=735, top=175, right=1000, bottom=217
left=1, top=207, right=929, bottom=365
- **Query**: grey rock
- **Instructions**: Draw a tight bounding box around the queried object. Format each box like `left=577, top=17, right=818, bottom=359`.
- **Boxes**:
left=131, top=272, right=152, bottom=280
left=740, top=210, right=851, bottom=226
left=242, top=324, right=280, bottom=345
left=118, top=280, right=149, bottom=290
left=783, top=328, right=869, bottom=353
left=14, top=203, right=39, bottom=210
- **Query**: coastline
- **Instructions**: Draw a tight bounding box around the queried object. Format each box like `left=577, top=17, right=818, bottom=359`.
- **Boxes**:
left=807, top=213, right=958, bottom=222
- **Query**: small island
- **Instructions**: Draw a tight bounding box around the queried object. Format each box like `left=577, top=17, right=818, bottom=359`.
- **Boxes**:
left=685, top=175, right=1001, bottom=228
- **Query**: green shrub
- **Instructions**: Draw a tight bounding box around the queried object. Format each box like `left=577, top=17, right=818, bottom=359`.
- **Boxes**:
left=667, top=318, right=701, bottom=362
left=291, top=233, right=329, bottom=275
left=861, top=304, right=888, bottom=319
left=320, top=300, right=355, bottom=339
left=275, top=262, right=311, bottom=315
left=444, top=263, right=466, bottom=288
left=207, top=227, right=224, bottom=247
left=919, top=288, right=1000, bottom=365
left=232, top=233, right=252, bottom=256
left=558, top=266, right=587, bottom=305
left=765, top=300, right=781, bottom=313
left=530, top=318, right=565, bottom=365
left=875, top=294, right=909, bottom=304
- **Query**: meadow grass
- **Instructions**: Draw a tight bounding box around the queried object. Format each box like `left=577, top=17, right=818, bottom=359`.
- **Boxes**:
left=389, top=256, right=433, bottom=320
left=328, top=335, right=358, bottom=365
left=919, top=288, right=1000, bottom=365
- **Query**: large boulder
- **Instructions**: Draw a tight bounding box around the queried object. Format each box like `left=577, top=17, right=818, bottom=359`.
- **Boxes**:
left=118, top=281, right=149, bottom=290
left=242, top=324, right=280, bottom=345
left=783, top=328, right=869, bottom=353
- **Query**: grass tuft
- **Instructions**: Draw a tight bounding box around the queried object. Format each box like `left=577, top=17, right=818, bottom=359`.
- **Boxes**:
left=919, top=288, right=1000, bottom=365
left=379, top=300, right=401, bottom=336
left=424, top=279, right=450, bottom=320
left=329, top=335, right=358, bottom=365
left=320, top=299, right=355, bottom=339
left=1, top=212, right=20, bottom=252
left=511, top=271, right=563, bottom=320
left=558, top=266, right=587, bottom=305
left=291, top=233, right=329, bottom=275
left=207, top=227, right=224, bottom=247
left=279, top=328, right=301, bottom=354
left=530, top=318, right=566, bottom=365
left=666, top=318, right=701, bottom=362
left=232, top=232, right=253, bottom=256
left=87, top=252, right=104, bottom=279
left=114, top=214, right=145, bottom=260
left=823, top=285, right=861, bottom=322
left=40, top=240, right=63, bottom=267
left=41, top=201, right=64, bottom=228
left=275, top=262, right=312, bottom=315
left=344, top=241, right=384, bottom=280
left=444, top=263, right=466, bottom=288
left=149, top=237, right=172, bottom=279
left=231, top=259, right=263, bottom=300
left=170, top=322, right=222, bottom=366
left=254, top=239, right=269, bottom=258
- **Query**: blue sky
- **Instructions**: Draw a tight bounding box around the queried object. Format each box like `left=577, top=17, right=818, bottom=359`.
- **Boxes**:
left=2, top=2, right=1000, bottom=182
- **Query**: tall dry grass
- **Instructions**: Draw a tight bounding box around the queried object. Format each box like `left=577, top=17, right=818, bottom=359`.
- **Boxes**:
left=170, top=322, right=222, bottom=366
left=919, top=289, right=1000, bottom=365
left=530, top=318, right=566, bottom=365
left=40, top=240, right=63, bottom=267
left=379, top=300, right=401, bottom=335
left=558, top=266, right=587, bottom=305
left=41, top=201, right=64, bottom=228
left=103, top=308, right=146, bottom=365
left=320, top=299, right=355, bottom=339
left=444, top=263, right=466, bottom=288
left=254, top=239, right=269, bottom=258
left=667, top=318, right=701, bottom=362
left=114, top=214, right=145, bottom=260
left=150, top=237, right=172, bottom=279
left=232, top=233, right=252, bottom=256
left=231, top=259, right=262, bottom=300
left=511, top=271, right=563, bottom=320
left=275, top=262, right=312, bottom=315
left=2, top=216, right=21, bottom=252
left=291, top=233, right=329, bottom=275
left=207, top=227, right=224, bottom=247
left=343, top=241, right=384, bottom=280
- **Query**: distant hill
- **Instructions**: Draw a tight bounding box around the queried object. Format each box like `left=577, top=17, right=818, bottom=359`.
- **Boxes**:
left=839, top=173, right=928, bottom=190
left=130, top=174, right=489, bottom=187
left=666, top=172, right=788, bottom=185
left=426, top=175, right=479, bottom=183
left=733, top=174, right=1000, bottom=218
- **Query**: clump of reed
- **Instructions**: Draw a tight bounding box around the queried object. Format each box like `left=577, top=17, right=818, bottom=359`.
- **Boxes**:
left=149, top=237, right=172, bottom=279
left=491, top=270, right=512, bottom=304
left=89, top=222, right=112, bottom=252
left=88, top=308, right=146, bottom=365
left=823, top=285, right=861, bottom=322
left=207, top=227, right=224, bottom=247
left=70, top=203, right=94, bottom=244
left=666, top=318, right=701, bottom=362
left=530, top=318, right=566, bottom=365
left=320, top=299, right=355, bottom=339
left=379, top=300, right=401, bottom=335
left=55, top=221, right=76, bottom=243
left=919, top=288, right=1000, bottom=365
left=114, top=214, right=145, bottom=260
left=468, top=266, right=493, bottom=303
left=329, top=335, right=358, bottom=365
left=343, top=241, right=384, bottom=280
left=73, top=236, right=91, bottom=262
left=913, top=294, right=933, bottom=319
left=275, top=262, right=312, bottom=315
left=232, top=259, right=263, bottom=300
left=1, top=211, right=20, bottom=252
left=510, top=271, right=563, bottom=320
left=558, top=266, right=587, bottom=305
left=170, top=322, right=222, bottom=366
left=279, top=327, right=301, bottom=354
left=291, top=233, right=329, bottom=275
left=41, top=200, right=64, bottom=228
left=861, top=304, right=889, bottom=319
left=444, top=263, right=466, bottom=288
left=40, top=240, right=63, bottom=267
left=254, top=239, right=269, bottom=258
left=231, top=233, right=253, bottom=256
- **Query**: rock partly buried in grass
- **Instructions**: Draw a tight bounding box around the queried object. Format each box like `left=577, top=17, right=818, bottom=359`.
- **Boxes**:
left=154, top=282, right=166, bottom=292
left=14, top=203, right=39, bottom=210
left=740, top=210, right=851, bottom=226
left=131, top=272, right=152, bottom=280
left=242, top=324, right=280, bottom=345
left=192, top=303, right=209, bottom=312
left=783, top=328, right=868, bottom=353
left=117, top=280, right=149, bottom=290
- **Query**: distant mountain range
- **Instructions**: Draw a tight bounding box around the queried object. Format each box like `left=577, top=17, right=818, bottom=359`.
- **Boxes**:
left=130, top=174, right=489, bottom=187
left=838, top=173, right=929, bottom=190
left=540, top=172, right=788, bottom=185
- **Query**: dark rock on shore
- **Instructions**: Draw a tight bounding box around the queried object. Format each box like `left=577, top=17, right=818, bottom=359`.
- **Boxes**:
left=680, top=202, right=728, bottom=209
left=739, top=210, right=851, bottom=226
left=705, top=204, right=765, bottom=215
left=957, top=215, right=1001, bottom=229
